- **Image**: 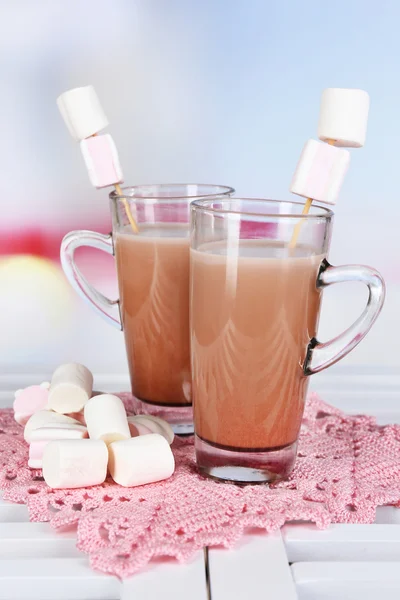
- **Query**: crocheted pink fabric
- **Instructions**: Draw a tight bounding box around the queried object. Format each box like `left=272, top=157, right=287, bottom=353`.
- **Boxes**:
left=1, top=392, right=400, bottom=579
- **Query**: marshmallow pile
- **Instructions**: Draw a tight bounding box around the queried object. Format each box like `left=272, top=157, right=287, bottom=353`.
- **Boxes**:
left=290, top=88, right=370, bottom=205
left=14, top=363, right=175, bottom=489
left=57, top=86, right=123, bottom=189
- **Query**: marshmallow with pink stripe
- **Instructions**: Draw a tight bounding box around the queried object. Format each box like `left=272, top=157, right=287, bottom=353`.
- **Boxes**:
left=15, top=363, right=176, bottom=489
left=290, top=88, right=370, bottom=204
left=57, top=85, right=123, bottom=188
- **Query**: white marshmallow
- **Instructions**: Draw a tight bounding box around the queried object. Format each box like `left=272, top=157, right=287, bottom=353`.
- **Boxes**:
left=24, top=410, right=81, bottom=443
left=84, top=394, right=130, bottom=445
left=80, top=134, right=123, bottom=188
left=108, top=434, right=175, bottom=487
left=290, top=139, right=350, bottom=205
left=28, top=424, right=87, bottom=469
left=48, top=363, right=93, bottom=414
left=128, top=415, right=174, bottom=445
left=30, top=423, right=88, bottom=441
left=57, top=85, right=109, bottom=141
left=318, top=88, right=370, bottom=148
left=42, top=439, right=108, bottom=489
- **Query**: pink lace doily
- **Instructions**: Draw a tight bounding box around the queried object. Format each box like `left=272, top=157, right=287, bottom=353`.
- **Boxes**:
left=1, top=393, right=400, bottom=579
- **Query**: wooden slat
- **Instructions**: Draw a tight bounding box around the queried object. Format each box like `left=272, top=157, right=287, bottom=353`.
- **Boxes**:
left=0, top=495, right=207, bottom=598
left=208, top=531, right=297, bottom=600
left=0, top=498, right=29, bottom=523
left=0, top=523, right=80, bottom=559
left=0, top=558, right=121, bottom=600
left=0, top=368, right=399, bottom=598
left=308, top=389, right=400, bottom=424
left=0, top=373, right=130, bottom=393
left=292, top=562, right=400, bottom=600
left=375, top=506, right=400, bottom=525
left=121, top=555, right=207, bottom=600
left=283, top=524, right=400, bottom=563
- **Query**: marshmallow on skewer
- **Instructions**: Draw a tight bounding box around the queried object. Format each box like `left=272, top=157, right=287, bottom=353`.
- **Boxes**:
left=13, top=382, right=50, bottom=425
left=318, top=88, right=370, bottom=148
left=28, top=423, right=88, bottom=469
left=42, top=439, right=108, bottom=489
left=84, top=394, right=130, bottom=445
left=24, top=410, right=82, bottom=443
left=290, top=139, right=350, bottom=205
left=57, top=85, right=108, bottom=141
left=128, top=415, right=174, bottom=445
left=57, top=85, right=139, bottom=232
left=289, top=87, right=369, bottom=248
left=57, top=85, right=123, bottom=189
left=48, top=363, right=93, bottom=414
left=80, top=134, right=123, bottom=188
left=108, top=434, right=175, bottom=487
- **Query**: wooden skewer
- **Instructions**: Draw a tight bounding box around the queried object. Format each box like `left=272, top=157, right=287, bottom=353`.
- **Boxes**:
left=289, top=197, right=312, bottom=249
left=289, top=139, right=335, bottom=249
left=114, top=183, right=139, bottom=233
left=90, top=135, right=139, bottom=234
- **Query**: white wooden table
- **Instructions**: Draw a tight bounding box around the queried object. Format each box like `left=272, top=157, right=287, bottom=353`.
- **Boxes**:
left=0, top=367, right=399, bottom=600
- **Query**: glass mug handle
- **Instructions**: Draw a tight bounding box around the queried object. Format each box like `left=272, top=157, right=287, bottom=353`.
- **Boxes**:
left=60, top=230, right=122, bottom=330
left=304, top=260, right=386, bottom=375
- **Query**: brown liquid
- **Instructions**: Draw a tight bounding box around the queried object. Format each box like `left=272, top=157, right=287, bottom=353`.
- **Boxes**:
left=191, top=241, right=324, bottom=450
left=115, top=225, right=190, bottom=405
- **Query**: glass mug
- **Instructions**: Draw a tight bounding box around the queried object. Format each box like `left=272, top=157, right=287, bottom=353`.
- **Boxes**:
left=61, top=184, right=234, bottom=434
left=190, top=199, right=385, bottom=483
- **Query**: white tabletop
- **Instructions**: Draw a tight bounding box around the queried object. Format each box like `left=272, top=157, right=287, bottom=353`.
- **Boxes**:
left=0, top=367, right=399, bottom=600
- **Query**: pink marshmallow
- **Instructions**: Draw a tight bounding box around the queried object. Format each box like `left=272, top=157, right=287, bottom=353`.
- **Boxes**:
left=13, top=383, right=50, bottom=425
left=128, top=421, right=153, bottom=437
left=80, top=134, right=123, bottom=188
left=127, top=415, right=174, bottom=444
left=67, top=411, right=86, bottom=425
left=28, top=440, right=48, bottom=469
left=290, top=139, right=350, bottom=205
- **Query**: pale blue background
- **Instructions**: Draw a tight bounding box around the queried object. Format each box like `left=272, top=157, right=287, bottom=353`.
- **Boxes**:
left=0, top=0, right=398, bottom=371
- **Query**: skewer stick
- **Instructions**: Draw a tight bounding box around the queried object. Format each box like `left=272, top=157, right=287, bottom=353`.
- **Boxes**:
left=289, top=139, right=335, bottom=249
left=90, top=135, right=138, bottom=234
left=114, top=183, right=139, bottom=233
left=289, top=197, right=312, bottom=249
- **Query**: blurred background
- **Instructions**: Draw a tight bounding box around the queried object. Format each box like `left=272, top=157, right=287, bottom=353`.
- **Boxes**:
left=0, top=0, right=398, bottom=376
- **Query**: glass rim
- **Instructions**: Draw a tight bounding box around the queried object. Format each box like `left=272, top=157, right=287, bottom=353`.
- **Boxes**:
left=109, top=183, right=235, bottom=201
left=191, top=198, right=334, bottom=219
